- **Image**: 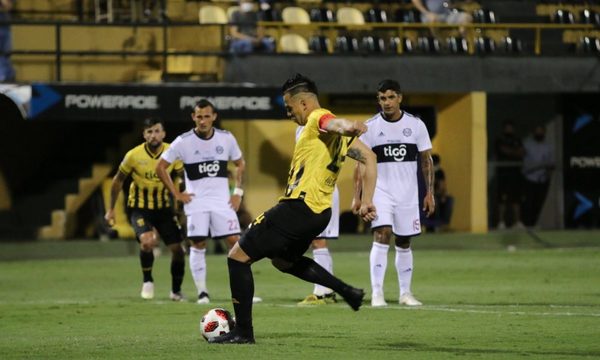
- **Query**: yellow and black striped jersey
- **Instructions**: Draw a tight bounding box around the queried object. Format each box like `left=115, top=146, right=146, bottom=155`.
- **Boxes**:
left=280, top=108, right=353, bottom=213
left=119, top=143, right=183, bottom=210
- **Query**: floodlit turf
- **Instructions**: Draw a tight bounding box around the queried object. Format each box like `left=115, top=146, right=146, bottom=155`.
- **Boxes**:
left=1, top=238, right=599, bottom=359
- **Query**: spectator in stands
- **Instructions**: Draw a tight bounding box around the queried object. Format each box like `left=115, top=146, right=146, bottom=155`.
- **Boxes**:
left=142, top=0, right=167, bottom=22
left=229, top=0, right=275, bottom=55
left=424, top=154, right=454, bottom=232
left=494, top=120, right=525, bottom=230
left=411, top=0, right=472, bottom=26
left=521, top=124, right=554, bottom=227
left=0, top=0, right=15, bottom=82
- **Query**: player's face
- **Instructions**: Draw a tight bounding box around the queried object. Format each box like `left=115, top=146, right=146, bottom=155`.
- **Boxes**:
left=192, top=106, right=217, bottom=136
left=143, top=123, right=165, bottom=148
left=283, top=93, right=306, bottom=125
left=377, top=90, right=402, bottom=119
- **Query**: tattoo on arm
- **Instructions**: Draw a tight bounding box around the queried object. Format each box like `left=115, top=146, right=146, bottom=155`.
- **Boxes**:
left=421, top=153, right=434, bottom=193
left=347, top=147, right=366, bottom=162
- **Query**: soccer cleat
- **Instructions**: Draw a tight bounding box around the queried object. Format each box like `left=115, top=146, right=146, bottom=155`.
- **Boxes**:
left=371, top=293, right=388, bottom=307
left=497, top=222, right=507, bottom=230
left=140, top=282, right=154, bottom=300
left=197, top=291, right=210, bottom=304
left=298, top=294, right=326, bottom=306
left=169, top=291, right=185, bottom=302
left=341, top=287, right=365, bottom=311
left=399, top=293, right=423, bottom=306
left=252, top=296, right=263, bottom=304
left=323, top=292, right=338, bottom=304
left=208, top=328, right=255, bottom=344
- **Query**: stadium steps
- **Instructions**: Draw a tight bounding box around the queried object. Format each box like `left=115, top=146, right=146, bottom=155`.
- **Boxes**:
left=38, top=164, right=112, bottom=240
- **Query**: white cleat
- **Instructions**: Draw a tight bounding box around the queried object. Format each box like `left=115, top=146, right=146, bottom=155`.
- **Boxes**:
left=169, top=291, right=185, bottom=302
left=371, top=293, right=388, bottom=307
left=141, top=282, right=154, bottom=300
left=252, top=296, right=263, bottom=304
left=197, top=292, right=210, bottom=304
left=399, top=293, right=423, bottom=306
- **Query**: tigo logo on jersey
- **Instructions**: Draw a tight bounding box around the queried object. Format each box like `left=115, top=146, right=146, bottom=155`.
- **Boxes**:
left=384, top=144, right=407, bottom=161
left=198, top=161, right=221, bottom=177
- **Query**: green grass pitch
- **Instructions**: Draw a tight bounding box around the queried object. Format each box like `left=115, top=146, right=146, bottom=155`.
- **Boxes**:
left=1, top=232, right=599, bottom=359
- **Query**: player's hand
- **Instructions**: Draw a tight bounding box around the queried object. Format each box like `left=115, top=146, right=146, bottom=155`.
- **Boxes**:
left=176, top=191, right=195, bottom=204
left=422, top=192, right=435, bottom=217
left=359, top=202, right=377, bottom=222
left=349, top=121, right=368, bottom=137
left=351, top=197, right=362, bottom=215
left=104, top=209, right=115, bottom=227
left=229, top=194, right=242, bottom=212
left=426, top=12, right=437, bottom=22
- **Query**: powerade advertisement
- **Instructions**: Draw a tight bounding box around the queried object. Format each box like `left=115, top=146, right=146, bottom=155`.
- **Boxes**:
left=563, top=97, right=600, bottom=228
left=24, top=83, right=286, bottom=121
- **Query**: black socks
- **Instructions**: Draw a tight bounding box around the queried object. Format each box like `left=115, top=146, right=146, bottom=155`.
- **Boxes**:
left=227, top=258, right=254, bottom=336
left=140, top=250, right=154, bottom=283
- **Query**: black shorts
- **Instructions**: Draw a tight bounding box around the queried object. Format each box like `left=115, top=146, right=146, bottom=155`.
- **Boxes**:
left=238, top=200, right=331, bottom=262
left=129, top=207, right=183, bottom=245
left=497, top=167, right=523, bottom=202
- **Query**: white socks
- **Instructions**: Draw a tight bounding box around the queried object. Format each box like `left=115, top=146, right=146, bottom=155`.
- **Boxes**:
left=189, top=247, right=207, bottom=295
left=369, top=242, right=389, bottom=296
left=370, top=243, right=414, bottom=297
left=395, top=246, right=413, bottom=297
left=312, top=248, right=333, bottom=296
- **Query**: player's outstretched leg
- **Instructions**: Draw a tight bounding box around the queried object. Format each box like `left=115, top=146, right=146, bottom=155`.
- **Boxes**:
left=274, top=256, right=364, bottom=311
left=208, top=258, right=255, bottom=344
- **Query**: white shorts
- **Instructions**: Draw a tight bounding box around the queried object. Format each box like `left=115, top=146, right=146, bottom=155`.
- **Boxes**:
left=316, top=187, right=339, bottom=239
left=186, top=207, right=241, bottom=239
left=371, top=194, right=421, bottom=236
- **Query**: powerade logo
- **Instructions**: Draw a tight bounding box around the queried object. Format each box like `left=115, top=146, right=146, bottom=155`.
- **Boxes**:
left=65, top=94, right=159, bottom=109
left=570, top=157, right=600, bottom=168
left=179, top=96, right=272, bottom=111
left=198, top=161, right=221, bottom=177
left=383, top=144, right=408, bottom=161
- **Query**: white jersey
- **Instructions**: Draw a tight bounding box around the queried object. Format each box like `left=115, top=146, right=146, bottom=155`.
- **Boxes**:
left=360, top=111, right=432, bottom=207
left=162, top=128, right=243, bottom=215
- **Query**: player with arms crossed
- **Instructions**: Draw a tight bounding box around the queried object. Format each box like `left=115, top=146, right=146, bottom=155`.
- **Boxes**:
left=353, top=79, right=435, bottom=307
left=156, top=99, right=246, bottom=305
left=105, top=118, right=186, bottom=301
left=208, top=73, right=378, bottom=344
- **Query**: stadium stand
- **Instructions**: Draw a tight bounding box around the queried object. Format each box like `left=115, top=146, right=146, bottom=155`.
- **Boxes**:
left=279, top=33, right=310, bottom=53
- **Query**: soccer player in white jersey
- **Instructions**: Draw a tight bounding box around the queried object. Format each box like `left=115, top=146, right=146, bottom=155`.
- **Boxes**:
left=156, top=99, right=246, bottom=305
left=353, top=79, right=435, bottom=307
left=295, top=125, right=339, bottom=305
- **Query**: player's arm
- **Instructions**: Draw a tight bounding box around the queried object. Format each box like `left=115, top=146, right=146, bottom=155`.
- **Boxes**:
left=156, top=158, right=194, bottom=204
left=104, top=170, right=127, bottom=226
left=347, top=139, right=377, bottom=221
left=420, top=149, right=435, bottom=217
left=229, top=157, right=246, bottom=211
left=351, top=163, right=364, bottom=215
left=320, top=116, right=367, bottom=137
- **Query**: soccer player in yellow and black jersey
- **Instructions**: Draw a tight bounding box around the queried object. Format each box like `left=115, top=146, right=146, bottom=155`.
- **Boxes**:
left=104, top=118, right=186, bottom=301
left=209, top=74, right=379, bottom=344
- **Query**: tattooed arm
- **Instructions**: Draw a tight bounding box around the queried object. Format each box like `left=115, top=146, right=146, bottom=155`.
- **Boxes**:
left=347, top=139, right=377, bottom=221
left=420, top=149, right=435, bottom=217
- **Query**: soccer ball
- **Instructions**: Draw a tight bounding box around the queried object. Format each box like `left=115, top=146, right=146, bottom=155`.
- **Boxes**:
left=200, top=308, right=234, bottom=341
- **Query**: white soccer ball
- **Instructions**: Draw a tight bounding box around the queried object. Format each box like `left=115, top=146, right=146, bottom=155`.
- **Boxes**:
left=200, top=308, right=234, bottom=341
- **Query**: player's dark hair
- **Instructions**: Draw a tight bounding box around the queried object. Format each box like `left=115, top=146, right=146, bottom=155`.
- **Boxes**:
left=377, top=79, right=402, bottom=94
left=282, top=73, right=318, bottom=96
left=194, top=99, right=217, bottom=113
left=142, top=117, right=163, bottom=129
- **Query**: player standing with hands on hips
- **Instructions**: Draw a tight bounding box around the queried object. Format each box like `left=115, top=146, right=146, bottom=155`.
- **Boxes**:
left=353, top=79, right=435, bottom=307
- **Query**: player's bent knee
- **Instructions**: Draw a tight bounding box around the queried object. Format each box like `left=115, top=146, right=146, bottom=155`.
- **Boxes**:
left=395, top=235, right=411, bottom=248
left=189, top=236, right=208, bottom=249
left=373, top=227, right=393, bottom=244
left=271, top=258, right=294, bottom=272
left=139, top=231, right=157, bottom=251
left=312, top=239, right=327, bottom=249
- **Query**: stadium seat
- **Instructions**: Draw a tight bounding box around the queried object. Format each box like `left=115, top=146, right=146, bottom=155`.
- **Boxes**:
left=389, top=37, right=414, bottom=53
left=282, top=7, right=311, bottom=24
left=475, top=36, right=496, bottom=54
left=417, top=36, right=441, bottom=54
left=227, top=6, right=239, bottom=22
left=394, top=9, right=420, bottom=23
left=258, top=8, right=282, bottom=22
left=580, top=9, right=600, bottom=26
left=310, top=8, right=335, bottom=23
left=361, top=36, right=386, bottom=53
left=335, top=35, right=360, bottom=53
left=447, top=36, right=469, bottom=54
left=337, top=7, right=365, bottom=25
left=579, top=36, right=600, bottom=54
left=552, top=9, right=575, bottom=24
left=199, top=5, right=228, bottom=24
left=309, top=35, right=331, bottom=53
left=365, top=8, right=388, bottom=23
left=280, top=33, right=310, bottom=53
left=473, top=8, right=497, bottom=24
left=500, top=36, right=523, bottom=54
